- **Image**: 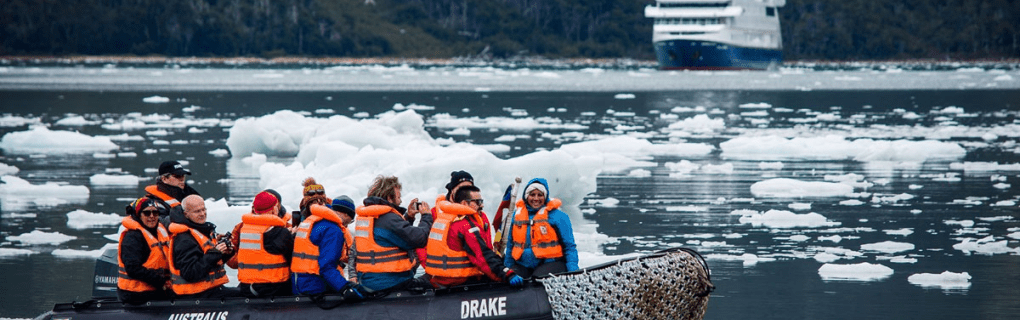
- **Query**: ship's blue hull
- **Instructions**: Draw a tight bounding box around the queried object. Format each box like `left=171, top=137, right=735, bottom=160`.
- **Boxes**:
left=654, top=39, right=782, bottom=70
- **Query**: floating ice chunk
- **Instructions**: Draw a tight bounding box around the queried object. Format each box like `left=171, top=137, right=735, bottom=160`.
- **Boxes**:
left=860, top=241, right=914, bottom=254
left=613, top=93, right=636, bottom=100
left=0, top=115, right=42, bottom=127
left=814, top=252, right=841, bottom=263
left=884, top=228, right=914, bottom=236
left=66, top=209, right=122, bottom=229
left=949, top=162, right=1020, bottom=171
left=789, top=235, right=810, bottom=242
left=476, top=144, right=510, bottom=153
left=666, top=206, right=708, bottom=212
left=209, top=149, right=230, bottom=157
left=750, top=178, right=854, bottom=198
left=818, top=235, right=842, bottom=243
left=0, top=247, right=36, bottom=257
left=0, top=163, right=18, bottom=175
left=908, top=271, right=972, bottom=290
left=182, top=105, right=202, bottom=112
left=953, top=237, right=1020, bottom=255
left=0, top=126, right=118, bottom=154
left=52, top=243, right=117, bottom=259
left=739, top=102, right=772, bottom=109
left=142, top=95, right=170, bottom=103
left=704, top=253, right=774, bottom=267
left=8, top=230, right=77, bottom=245
left=788, top=203, right=811, bottom=210
left=1008, top=232, right=1020, bottom=240
left=0, top=176, right=90, bottom=211
left=992, top=200, right=1017, bottom=206
left=818, top=262, right=893, bottom=281
left=873, top=193, right=914, bottom=204
left=89, top=174, right=141, bottom=186
left=55, top=115, right=100, bottom=126
left=590, top=198, right=620, bottom=207
left=944, top=220, right=974, bottom=227
left=736, top=209, right=839, bottom=228
left=840, top=199, right=865, bottom=206
left=667, top=114, right=725, bottom=132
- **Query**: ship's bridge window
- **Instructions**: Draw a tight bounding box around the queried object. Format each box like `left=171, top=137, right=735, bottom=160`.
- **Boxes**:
left=766, top=7, right=776, bottom=16
left=659, top=1, right=730, bottom=8
left=656, top=18, right=725, bottom=25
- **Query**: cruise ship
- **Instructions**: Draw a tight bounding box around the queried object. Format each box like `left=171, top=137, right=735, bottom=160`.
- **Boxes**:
left=645, top=0, right=785, bottom=70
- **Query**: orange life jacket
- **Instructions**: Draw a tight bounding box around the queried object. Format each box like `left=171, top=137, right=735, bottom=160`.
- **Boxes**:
left=237, top=213, right=289, bottom=284
left=167, top=223, right=229, bottom=295
left=145, top=185, right=180, bottom=208
left=292, top=204, right=352, bottom=275
left=510, top=198, right=564, bottom=260
left=117, top=216, right=170, bottom=292
left=423, top=201, right=486, bottom=278
left=353, top=205, right=415, bottom=273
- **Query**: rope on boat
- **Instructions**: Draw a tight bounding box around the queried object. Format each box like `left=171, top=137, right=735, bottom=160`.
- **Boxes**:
left=539, top=248, right=713, bottom=320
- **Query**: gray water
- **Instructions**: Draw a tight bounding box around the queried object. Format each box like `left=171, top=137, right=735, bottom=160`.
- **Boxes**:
left=1, top=65, right=1019, bottom=319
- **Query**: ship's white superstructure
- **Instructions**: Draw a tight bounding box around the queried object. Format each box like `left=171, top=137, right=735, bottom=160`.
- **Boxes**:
left=645, top=0, right=785, bottom=69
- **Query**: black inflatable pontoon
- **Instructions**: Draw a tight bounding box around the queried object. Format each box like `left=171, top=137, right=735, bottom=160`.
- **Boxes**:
left=37, top=248, right=713, bottom=320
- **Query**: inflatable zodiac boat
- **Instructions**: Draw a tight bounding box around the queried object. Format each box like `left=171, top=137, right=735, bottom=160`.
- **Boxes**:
left=36, top=248, right=713, bottom=320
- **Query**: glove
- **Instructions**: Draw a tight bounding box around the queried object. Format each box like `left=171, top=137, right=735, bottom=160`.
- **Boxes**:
left=342, top=285, right=365, bottom=301
left=508, top=275, right=524, bottom=287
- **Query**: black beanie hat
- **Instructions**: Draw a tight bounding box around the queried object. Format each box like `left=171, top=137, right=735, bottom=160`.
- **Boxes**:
left=445, top=170, right=474, bottom=191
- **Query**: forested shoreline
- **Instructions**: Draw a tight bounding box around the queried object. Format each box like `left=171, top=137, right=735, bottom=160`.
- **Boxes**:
left=2, top=0, right=1017, bottom=61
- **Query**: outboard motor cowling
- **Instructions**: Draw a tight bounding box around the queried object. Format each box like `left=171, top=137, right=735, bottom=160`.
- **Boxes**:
left=91, top=247, right=119, bottom=298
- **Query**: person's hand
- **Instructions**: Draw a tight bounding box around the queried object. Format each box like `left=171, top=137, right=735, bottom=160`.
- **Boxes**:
left=417, top=201, right=431, bottom=215
left=215, top=242, right=228, bottom=253
left=508, top=274, right=524, bottom=287
left=342, top=285, right=365, bottom=301
left=407, top=198, right=421, bottom=216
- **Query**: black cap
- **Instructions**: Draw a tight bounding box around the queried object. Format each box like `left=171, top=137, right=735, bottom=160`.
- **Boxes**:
left=445, top=170, right=474, bottom=191
left=158, top=161, right=191, bottom=176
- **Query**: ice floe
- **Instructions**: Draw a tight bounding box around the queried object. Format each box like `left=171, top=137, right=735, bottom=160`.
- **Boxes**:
left=66, top=209, right=122, bottom=229
left=0, top=248, right=36, bottom=257
left=7, top=230, right=77, bottom=245
left=0, top=126, right=118, bottom=154
left=0, top=176, right=90, bottom=211
left=0, top=163, right=18, bottom=175
left=818, top=262, right=894, bottom=281
left=860, top=241, right=915, bottom=254
left=907, top=271, right=972, bottom=290
left=89, top=174, right=141, bottom=187
left=952, top=236, right=1020, bottom=255
left=52, top=243, right=118, bottom=259
left=142, top=95, right=170, bottom=103
left=734, top=209, right=840, bottom=228
left=750, top=178, right=855, bottom=198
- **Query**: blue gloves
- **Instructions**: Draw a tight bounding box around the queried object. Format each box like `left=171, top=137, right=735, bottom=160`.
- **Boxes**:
left=508, top=275, right=524, bottom=287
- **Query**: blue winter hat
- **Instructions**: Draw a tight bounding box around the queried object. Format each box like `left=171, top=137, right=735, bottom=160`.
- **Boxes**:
left=331, top=195, right=357, bottom=218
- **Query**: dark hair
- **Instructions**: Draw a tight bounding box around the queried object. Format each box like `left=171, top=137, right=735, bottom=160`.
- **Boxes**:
left=453, top=185, right=481, bottom=204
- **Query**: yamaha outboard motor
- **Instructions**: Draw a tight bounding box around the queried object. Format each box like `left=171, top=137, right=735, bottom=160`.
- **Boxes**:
left=91, top=247, right=119, bottom=298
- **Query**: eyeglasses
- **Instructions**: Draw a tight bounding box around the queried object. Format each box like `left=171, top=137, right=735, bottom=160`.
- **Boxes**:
left=466, top=199, right=484, bottom=206
left=140, top=209, right=160, bottom=217
left=164, top=174, right=185, bottom=180
left=305, top=189, right=324, bottom=196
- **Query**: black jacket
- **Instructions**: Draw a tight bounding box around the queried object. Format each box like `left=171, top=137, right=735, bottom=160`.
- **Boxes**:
left=170, top=214, right=229, bottom=283
left=119, top=222, right=168, bottom=289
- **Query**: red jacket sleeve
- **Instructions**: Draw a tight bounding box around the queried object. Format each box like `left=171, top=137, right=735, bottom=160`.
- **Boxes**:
left=447, top=219, right=509, bottom=282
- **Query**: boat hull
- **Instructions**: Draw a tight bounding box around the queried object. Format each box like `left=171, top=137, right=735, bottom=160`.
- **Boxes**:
left=654, top=39, right=782, bottom=70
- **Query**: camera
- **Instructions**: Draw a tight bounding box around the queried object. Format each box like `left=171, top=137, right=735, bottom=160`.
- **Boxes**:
left=216, top=232, right=234, bottom=252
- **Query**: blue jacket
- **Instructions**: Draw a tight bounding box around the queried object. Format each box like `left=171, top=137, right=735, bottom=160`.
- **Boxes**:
left=357, top=197, right=432, bottom=292
left=503, top=178, right=579, bottom=272
left=292, top=220, right=348, bottom=295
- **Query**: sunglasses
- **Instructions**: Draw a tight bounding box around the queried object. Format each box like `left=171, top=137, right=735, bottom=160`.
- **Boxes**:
left=466, top=199, right=484, bottom=206
left=305, top=189, right=325, bottom=196
left=164, top=174, right=185, bottom=180
left=140, top=209, right=160, bottom=217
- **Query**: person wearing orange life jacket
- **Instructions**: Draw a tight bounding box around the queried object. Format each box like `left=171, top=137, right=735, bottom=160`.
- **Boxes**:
left=292, top=198, right=363, bottom=300
left=117, top=197, right=172, bottom=304
left=425, top=186, right=524, bottom=288
left=355, top=175, right=433, bottom=293
left=504, top=178, right=579, bottom=278
left=167, top=195, right=237, bottom=299
left=236, top=191, right=293, bottom=298
left=144, top=161, right=200, bottom=226
left=227, top=189, right=291, bottom=269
